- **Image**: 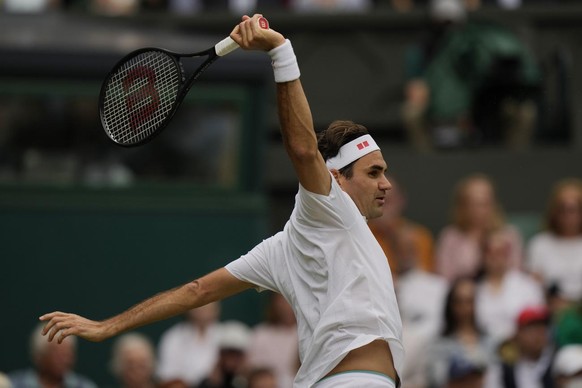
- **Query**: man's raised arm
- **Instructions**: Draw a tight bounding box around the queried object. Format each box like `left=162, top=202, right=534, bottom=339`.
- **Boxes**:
left=231, top=15, right=331, bottom=195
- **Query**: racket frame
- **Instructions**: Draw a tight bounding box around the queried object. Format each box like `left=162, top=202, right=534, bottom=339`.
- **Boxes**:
left=99, top=45, right=220, bottom=147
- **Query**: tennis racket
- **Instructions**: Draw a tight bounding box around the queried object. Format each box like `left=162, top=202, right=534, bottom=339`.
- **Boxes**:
left=99, top=17, right=269, bottom=147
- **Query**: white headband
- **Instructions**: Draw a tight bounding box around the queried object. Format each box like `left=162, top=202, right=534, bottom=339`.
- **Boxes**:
left=325, top=134, right=380, bottom=170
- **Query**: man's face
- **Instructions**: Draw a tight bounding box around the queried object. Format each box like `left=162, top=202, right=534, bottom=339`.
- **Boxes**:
left=336, top=150, right=391, bottom=220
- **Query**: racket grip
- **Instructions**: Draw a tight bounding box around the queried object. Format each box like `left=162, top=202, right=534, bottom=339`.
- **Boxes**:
left=215, top=37, right=239, bottom=57
left=215, top=16, right=270, bottom=57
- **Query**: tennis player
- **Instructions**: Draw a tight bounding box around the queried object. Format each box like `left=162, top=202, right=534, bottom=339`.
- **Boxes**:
left=40, top=14, right=403, bottom=388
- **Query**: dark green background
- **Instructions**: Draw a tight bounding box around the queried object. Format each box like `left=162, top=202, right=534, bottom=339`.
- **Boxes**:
left=0, top=186, right=269, bottom=386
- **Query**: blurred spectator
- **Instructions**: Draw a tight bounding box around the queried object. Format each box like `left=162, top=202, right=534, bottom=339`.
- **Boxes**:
left=8, top=324, right=97, bottom=388
left=247, top=292, right=298, bottom=388
left=290, top=0, right=372, bottom=13
left=553, top=345, right=582, bottom=388
left=394, top=225, right=448, bottom=387
left=198, top=321, right=251, bottom=388
left=555, top=301, right=582, bottom=349
left=436, top=174, right=524, bottom=281
left=483, top=306, right=555, bottom=388
left=246, top=368, right=278, bottom=388
left=527, top=178, right=582, bottom=303
left=3, top=0, right=61, bottom=12
left=111, top=333, right=158, bottom=388
left=369, top=176, right=435, bottom=274
left=157, top=302, right=222, bottom=388
left=0, top=373, right=12, bottom=388
left=475, top=231, right=545, bottom=345
left=166, top=0, right=273, bottom=14
left=89, top=0, right=139, bottom=15
left=426, top=277, right=495, bottom=388
left=546, top=284, right=572, bottom=327
left=402, top=0, right=540, bottom=151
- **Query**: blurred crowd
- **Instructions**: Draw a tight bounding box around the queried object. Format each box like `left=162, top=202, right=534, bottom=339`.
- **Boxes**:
left=1, top=174, right=582, bottom=388
left=367, top=174, right=582, bottom=388
left=0, top=0, right=580, bottom=15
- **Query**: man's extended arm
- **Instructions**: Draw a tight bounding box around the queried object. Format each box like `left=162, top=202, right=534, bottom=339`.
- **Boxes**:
left=40, top=268, right=252, bottom=343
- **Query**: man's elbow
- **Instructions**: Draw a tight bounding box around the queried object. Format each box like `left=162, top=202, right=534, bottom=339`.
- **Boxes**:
left=183, top=279, right=213, bottom=308
left=287, top=143, right=319, bottom=163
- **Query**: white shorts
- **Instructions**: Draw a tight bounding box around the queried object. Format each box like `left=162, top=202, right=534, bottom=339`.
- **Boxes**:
left=314, top=371, right=396, bottom=388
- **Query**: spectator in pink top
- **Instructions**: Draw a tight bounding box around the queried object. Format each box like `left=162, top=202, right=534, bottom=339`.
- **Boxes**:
left=436, top=174, right=524, bottom=281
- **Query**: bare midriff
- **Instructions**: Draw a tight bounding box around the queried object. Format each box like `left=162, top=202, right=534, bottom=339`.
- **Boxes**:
left=324, top=339, right=397, bottom=382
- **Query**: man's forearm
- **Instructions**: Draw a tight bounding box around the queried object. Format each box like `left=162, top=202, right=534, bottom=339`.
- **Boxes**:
left=102, top=281, right=202, bottom=338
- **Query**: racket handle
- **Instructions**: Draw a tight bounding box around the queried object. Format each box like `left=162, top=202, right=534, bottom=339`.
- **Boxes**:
left=215, top=37, right=239, bottom=57
left=215, top=16, right=270, bottom=57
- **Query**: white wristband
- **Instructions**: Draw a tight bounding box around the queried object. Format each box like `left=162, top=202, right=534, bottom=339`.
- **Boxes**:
left=268, top=39, right=300, bottom=83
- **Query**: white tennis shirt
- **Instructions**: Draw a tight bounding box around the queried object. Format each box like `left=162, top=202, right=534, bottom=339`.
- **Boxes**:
left=225, top=176, right=404, bottom=387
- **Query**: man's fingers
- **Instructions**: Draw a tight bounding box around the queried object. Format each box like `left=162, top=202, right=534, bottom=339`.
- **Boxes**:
left=58, top=329, right=69, bottom=344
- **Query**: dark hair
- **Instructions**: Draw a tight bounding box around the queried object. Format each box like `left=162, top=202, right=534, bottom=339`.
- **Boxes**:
left=442, top=277, right=482, bottom=337
left=317, top=120, right=369, bottom=179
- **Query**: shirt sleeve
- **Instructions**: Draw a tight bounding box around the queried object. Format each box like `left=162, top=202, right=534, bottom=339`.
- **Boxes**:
left=294, top=174, right=360, bottom=230
left=225, top=233, right=282, bottom=293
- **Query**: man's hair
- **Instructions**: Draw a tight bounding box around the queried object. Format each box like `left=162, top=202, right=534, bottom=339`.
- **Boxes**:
left=317, top=120, right=369, bottom=179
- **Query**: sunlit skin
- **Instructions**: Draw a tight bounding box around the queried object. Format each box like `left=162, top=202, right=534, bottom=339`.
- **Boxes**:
left=333, top=150, right=392, bottom=221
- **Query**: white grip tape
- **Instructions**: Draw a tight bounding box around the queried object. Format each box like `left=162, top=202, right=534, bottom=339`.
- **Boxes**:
left=268, top=39, right=300, bottom=83
left=215, top=37, right=239, bottom=57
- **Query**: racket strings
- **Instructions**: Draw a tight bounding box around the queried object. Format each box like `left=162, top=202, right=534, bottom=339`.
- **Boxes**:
left=102, top=51, right=181, bottom=145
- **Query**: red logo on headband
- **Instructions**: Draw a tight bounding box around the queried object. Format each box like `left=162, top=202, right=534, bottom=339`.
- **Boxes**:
left=356, top=141, right=370, bottom=150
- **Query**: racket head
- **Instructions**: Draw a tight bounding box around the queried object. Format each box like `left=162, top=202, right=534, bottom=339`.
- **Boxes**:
left=99, top=48, right=185, bottom=147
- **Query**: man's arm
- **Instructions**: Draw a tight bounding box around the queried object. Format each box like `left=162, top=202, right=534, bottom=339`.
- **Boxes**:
left=39, top=268, right=252, bottom=343
left=231, top=15, right=331, bottom=195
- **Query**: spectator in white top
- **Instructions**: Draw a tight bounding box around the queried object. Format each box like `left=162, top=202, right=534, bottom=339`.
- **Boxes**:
left=391, top=226, right=448, bottom=387
left=157, top=302, right=222, bottom=387
left=476, top=231, right=544, bottom=345
left=528, top=178, right=582, bottom=303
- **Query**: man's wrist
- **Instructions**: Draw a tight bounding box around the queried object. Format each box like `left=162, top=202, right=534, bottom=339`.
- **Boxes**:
left=268, top=39, right=301, bottom=83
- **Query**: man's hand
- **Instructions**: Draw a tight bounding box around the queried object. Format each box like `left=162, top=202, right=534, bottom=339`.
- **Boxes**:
left=230, top=14, right=285, bottom=52
left=39, top=312, right=109, bottom=344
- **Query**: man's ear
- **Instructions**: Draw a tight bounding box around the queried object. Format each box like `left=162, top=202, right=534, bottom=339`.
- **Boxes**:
left=330, top=169, right=342, bottom=186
